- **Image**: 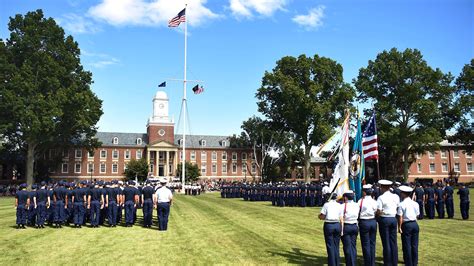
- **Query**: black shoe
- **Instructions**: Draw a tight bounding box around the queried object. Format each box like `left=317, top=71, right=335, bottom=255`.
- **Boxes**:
left=21, top=225, right=26, bottom=229
left=16, top=225, right=21, bottom=229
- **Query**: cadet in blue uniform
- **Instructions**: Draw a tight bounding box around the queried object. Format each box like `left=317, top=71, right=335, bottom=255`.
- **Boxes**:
left=424, top=183, right=435, bottom=219
left=397, top=185, right=420, bottom=266
left=457, top=183, right=470, bottom=220
left=123, top=181, right=138, bottom=227
left=117, top=181, right=124, bottom=224
left=99, top=181, right=108, bottom=225
left=72, top=181, right=87, bottom=227
left=66, top=183, right=74, bottom=225
left=15, top=184, right=30, bottom=229
left=434, top=184, right=445, bottom=218
left=154, top=177, right=173, bottom=231
left=376, top=180, right=400, bottom=266
left=27, top=184, right=37, bottom=226
left=341, top=190, right=360, bottom=266
left=358, top=184, right=378, bottom=266
left=319, top=193, right=343, bottom=266
left=142, top=181, right=155, bottom=228
left=105, top=181, right=119, bottom=227
left=53, top=181, right=68, bottom=228
left=88, top=182, right=104, bottom=227
left=36, top=182, right=50, bottom=228
left=444, top=182, right=454, bottom=218
left=413, top=183, right=424, bottom=220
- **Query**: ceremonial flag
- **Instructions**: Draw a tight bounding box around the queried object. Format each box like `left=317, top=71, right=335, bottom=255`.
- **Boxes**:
left=158, top=82, right=166, bottom=87
left=350, top=114, right=365, bottom=200
left=329, top=112, right=351, bottom=199
left=362, top=112, right=379, bottom=160
left=168, top=8, right=186, bottom=27
left=192, top=84, right=204, bottom=94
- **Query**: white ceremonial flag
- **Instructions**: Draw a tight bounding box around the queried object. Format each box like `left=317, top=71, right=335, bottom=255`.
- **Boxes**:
left=329, top=112, right=351, bottom=199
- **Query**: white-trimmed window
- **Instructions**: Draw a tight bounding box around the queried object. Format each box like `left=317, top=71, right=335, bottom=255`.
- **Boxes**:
left=136, top=150, right=142, bottom=159
left=201, top=140, right=207, bottom=147
left=75, top=149, right=82, bottom=158
left=136, top=138, right=142, bottom=145
left=112, top=163, right=118, bottom=173
left=417, top=163, right=422, bottom=173
left=242, top=163, right=247, bottom=174
left=201, top=151, right=207, bottom=161
left=454, top=163, right=460, bottom=172
left=100, top=150, right=107, bottom=159
left=242, top=153, right=247, bottom=161
left=221, top=140, right=227, bottom=147
left=251, top=163, right=257, bottom=173
left=62, top=149, right=69, bottom=158
left=113, top=137, right=119, bottom=144
left=429, top=163, right=435, bottom=172
left=201, top=163, right=207, bottom=174
left=441, top=150, right=447, bottom=158
left=124, top=163, right=128, bottom=172
left=232, top=163, right=237, bottom=174
left=428, top=151, right=435, bottom=159
left=61, top=163, right=68, bottom=173
left=191, top=151, right=196, bottom=161
left=467, top=163, right=473, bottom=172
left=212, top=151, right=217, bottom=161
left=178, top=139, right=183, bottom=146
left=251, top=152, right=256, bottom=160
left=222, top=163, right=227, bottom=174
left=112, top=149, right=119, bottom=159
left=442, top=163, right=448, bottom=172
left=222, top=152, right=227, bottom=160
left=232, top=152, right=237, bottom=161
left=100, top=163, right=106, bottom=173
left=88, top=151, right=94, bottom=159
left=87, top=163, right=94, bottom=174
left=125, top=150, right=130, bottom=160
left=75, top=163, right=81, bottom=173
left=453, top=150, right=459, bottom=158
left=150, top=164, right=154, bottom=173
left=212, top=163, right=217, bottom=174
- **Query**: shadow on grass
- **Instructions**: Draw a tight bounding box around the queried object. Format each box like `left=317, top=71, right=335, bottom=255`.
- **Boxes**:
left=269, top=248, right=327, bottom=265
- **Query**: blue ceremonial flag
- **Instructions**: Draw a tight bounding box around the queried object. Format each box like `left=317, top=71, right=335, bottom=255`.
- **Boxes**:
left=158, top=82, right=166, bottom=87
left=350, top=114, right=365, bottom=200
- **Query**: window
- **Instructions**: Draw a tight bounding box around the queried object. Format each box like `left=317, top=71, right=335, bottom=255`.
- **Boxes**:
left=212, top=151, right=217, bottom=161
left=417, top=163, right=422, bottom=173
left=242, top=163, right=247, bottom=173
left=212, top=163, right=217, bottom=174
left=466, top=151, right=472, bottom=158
left=125, top=150, right=130, bottom=159
left=100, top=163, right=106, bottom=173
left=201, top=163, right=207, bottom=174
left=113, top=137, right=119, bottom=144
left=442, top=163, right=448, bottom=172
left=221, top=140, right=227, bottom=147
left=136, top=150, right=142, bottom=159
left=112, top=163, right=118, bottom=173
left=467, top=163, right=473, bottom=172
left=75, top=163, right=81, bottom=173
left=251, top=153, right=256, bottom=160
left=201, top=140, right=206, bottom=147
left=428, top=151, right=435, bottom=159
left=179, top=152, right=183, bottom=161
left=242, top=153, right=247, bottom=161
left=453, top=150, right=459, bottom=158
left=62, top=149, right=69, bottom=158
left=201, top=151, right=207, bottom=161
left=454, top=163, right=460, bottom=172
left=75, top=149, right=82, bottom=158
left=124, top=163, right=128, bottom=171
left=191, top=151, right=196, bottom=161
left=232, top=152, right=237, bottom=161
left=222, top=152, right=227, bottom=160
left=232, top=163, right=237, bottom=174
left=62, top=163, right=68, bottom=173
left=441, top=150, right=447, bottom=158
left=136, top=138, right=142, bottom=145
left=88, top=151, right=94, bottom=159
left=252, top=163, right=257, bottom=173
left=100, top=150, right=107, bottom=159
left=112, top=150, right=119, bottom=159
left=87, top=163, right=94, bottom=174
left=222, top=163, right=227, bottom=173
left=429, top=163, right=435, bottom=172
left=150, top=164, right=154, bottom=173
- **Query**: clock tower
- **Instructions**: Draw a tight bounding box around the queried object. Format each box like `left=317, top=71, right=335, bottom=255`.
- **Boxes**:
left=147, top=91, right=175, bottom=144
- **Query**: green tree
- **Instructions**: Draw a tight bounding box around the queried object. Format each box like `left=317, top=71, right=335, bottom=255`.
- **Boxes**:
left=450, top=59, right=473, bottom=147
left=123, top=158, right=149, bottom=181
left=0, top=10, right=103, bottom=186
left=355, top=48, right=460, bottom=181
left=256, top=54, right=355, bottom=183
left=176, top=162, right=201, bottom=183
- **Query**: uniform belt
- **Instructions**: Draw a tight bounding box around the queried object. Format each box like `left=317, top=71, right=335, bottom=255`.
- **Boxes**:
left=381, top=215, right=396, bottom=218
left=359, top=217, right=375, bottom=220
left=403, top=220, right=416, bottom=223
left=344, top=222, right=358, bottom=225
left=324, top=220, right=339, bottom=223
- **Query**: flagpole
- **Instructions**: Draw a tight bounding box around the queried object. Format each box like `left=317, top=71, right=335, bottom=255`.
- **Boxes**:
left=181, top=4, right=188, bottom=191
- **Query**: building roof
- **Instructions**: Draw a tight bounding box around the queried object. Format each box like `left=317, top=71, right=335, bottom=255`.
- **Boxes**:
left=174, top=134, right=230, bottom=149
left=95, top=132, right=148, bottom=147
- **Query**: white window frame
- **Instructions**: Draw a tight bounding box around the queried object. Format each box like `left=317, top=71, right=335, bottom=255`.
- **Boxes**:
left=232, top=163, right=237, bottom=174
left=467, top=163, right=473, bottom=172
left=429, top=163, right=435, bottom=173
left=191, top=151, right=196, bottom=161
left=212, top=163, right=217, bottom=174
left=112, top=149, right=119, bottom=159
left=75, top=149, right=82, bottom=158
left=222, top=152, right=227, bottom=161
left=453, top=150, right=459, bottom=158
left=136, top=150, right=142, bottom=159
left=428, top=151, right=435, bottom=159
left=87, top=162, right=94, bottom=174
left=113, top=137, right=119, bottom=144
left=61, top=163, right=68, bottom=173
left=201, top=163, right=207, bottom=174
left=136, top=138, right=142, bottom=145
left=212, top=151, right=217, bottom=161
left=417, top=163, right=422, bottom=173
left=441, top=150, right=447, bottom=158
left=221, top=140, right=227, bottom=147
left=100, top=163, right=106, bottom=174
left=454, top=163, right=460, bottom=172
left=252, top=163, right=257, bottom=173
left=242, top=163, right=247, bottom=173
left=442, top=163, right=448, bottom=173
left=222, top=163, right=227, bottom=174
left=74, top=163, right=81, bottom=174
left=100, top=150, right=107, bottom=159
left=112, top=163, right=118, bottom=173
left=201, top=151, right=207, bottom=161
left=201, top=140, right=206, bottom=147
left=242, top=153, right=247, bottom=161
left=125, top=150, right=130, bottom=160
left=232, top=152, right=237, bottom=161
left=62, top=149, right=69, bottom=159
left=88, top=151, right=94, bottom=159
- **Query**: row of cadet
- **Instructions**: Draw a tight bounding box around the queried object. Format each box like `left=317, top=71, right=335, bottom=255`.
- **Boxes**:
left=14, top=178, right=174, bottom=230
left=183, top=184, right=203, bottom=196
left=320, top=180, right=470, bottom=266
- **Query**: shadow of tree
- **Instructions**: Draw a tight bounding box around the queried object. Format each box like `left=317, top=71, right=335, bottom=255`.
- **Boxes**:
left=268, top=247, right=328, bottom=265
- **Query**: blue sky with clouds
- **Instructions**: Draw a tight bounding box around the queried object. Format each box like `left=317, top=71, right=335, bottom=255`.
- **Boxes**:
left=1, top=0, right=472, bottom=137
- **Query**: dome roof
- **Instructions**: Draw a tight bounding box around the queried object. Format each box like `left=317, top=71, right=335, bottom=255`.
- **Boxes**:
left=154, top=91, right=168, bottom=100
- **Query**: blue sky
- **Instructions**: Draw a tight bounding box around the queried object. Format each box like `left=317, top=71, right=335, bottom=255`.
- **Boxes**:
left=1, top=0, right=473, bottom=137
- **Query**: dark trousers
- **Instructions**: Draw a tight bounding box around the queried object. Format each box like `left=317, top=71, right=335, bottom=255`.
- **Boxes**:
left=342, top=223, right=358, bottom=266
left=90, top=200, right=101, bottom=226
left=36, top=202, right=47, bottom=226
left=426, top=199, right=435, bottom=219
left=143, top=199, right=153, bottom=226
left=436, top=200, right=445, bottom=218
left=309, top=194, right=315, bottom=207
left=54, top=201, right=66, bottom=224
left=28, top=204, right=36, bottom=225
left=16, top=205, right=27, bottom=225
left=157, top=202, right=171, bottom=231
left=67, top=205, right=74, bottom=224
left=108, top=201, right=118, bottom=225
left=100, top=206, right=107, bottom=225
left=460, top=200, right=470, bottom=220
left=125, top=201, right=135, bottom=225
left=359, top=219, right=377, bottom=266
left=117, top=205, right=123, bottom=224
left=323, top=222, right=341, bottom=266
left=445, top=198, right=454, bottom=218
left=416, top=200, right=424, bottom=219
left=378, top=217, right=398, bottom=266
left=401, top=221, right=419, bottom=266
left=73, top=202, right=85, bottom=225
left=300, top=194, right=307, bottom=207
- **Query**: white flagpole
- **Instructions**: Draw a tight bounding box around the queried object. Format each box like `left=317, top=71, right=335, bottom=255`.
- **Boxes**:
left=181, top=4, right=187, bottom=191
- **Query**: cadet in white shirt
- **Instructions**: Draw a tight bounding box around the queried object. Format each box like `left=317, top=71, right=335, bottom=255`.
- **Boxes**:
left=358, top=184, right=378, bottom=266
left=319, top=193, right=343, bottom=266
left=376, top=179, right=400, bottom=266
left=397, top=185, right=420, bottom=266
left=341, top=190, right=360, bottom=266
left=154, top=177, right=173, bottom=231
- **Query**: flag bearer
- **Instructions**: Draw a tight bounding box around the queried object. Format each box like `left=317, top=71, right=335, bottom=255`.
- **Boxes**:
left=358, top=184, right=378, bottom=266
left=341, top=190, right=360, bottom=266
left=376, top=179, right=400, bottom=266
left=397, top=185, right=420, bottom=266
left=318, top=193, right=343, bottom=266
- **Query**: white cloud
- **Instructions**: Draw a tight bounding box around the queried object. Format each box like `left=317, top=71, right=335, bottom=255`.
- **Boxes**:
left=229, top=0, right=287, bottom=18
left=292, top=6, right=325, bottom=30
left=89, top=58, right=120, bottom=68
left=57, top=14, right=100, bottom=34
left=88, top=0, right=219, bottom=27
left=82, top=50, right=120, bottom=69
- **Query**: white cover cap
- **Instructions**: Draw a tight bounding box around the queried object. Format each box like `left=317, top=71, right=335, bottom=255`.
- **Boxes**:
left=399, top=185, right=413, bottom=193
left=378, top=179, right=393, bottom=186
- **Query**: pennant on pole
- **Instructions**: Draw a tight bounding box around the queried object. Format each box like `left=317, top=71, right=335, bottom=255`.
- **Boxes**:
left=350, top=113, right=365, bottom=200
left=158, top=82, right=166, bottom=87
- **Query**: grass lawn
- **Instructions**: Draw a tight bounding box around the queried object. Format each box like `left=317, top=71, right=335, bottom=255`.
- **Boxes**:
left=0, top=191, right=473, bottom=265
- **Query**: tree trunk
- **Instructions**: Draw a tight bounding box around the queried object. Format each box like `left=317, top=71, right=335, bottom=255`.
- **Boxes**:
left=304, top=146, right=311, bottom=183
left=403, top=148, right=409, bottom=182
left=26, top=142, right=36, bottom=187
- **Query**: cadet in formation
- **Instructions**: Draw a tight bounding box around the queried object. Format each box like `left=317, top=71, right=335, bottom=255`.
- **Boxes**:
left=444, top=182, right=454, bottom=218
left=397, top=185, right=420, bottom=266
left=434, top=183, right=445, bottom=219
left=319, top=193, right=342, bottom=266
left=15, top=184, right=29, bottom=229
left=155, top=177, right=173, bottom=231
left=88, top=182, right=104, bottom=228
left=412, top=183, right=424, bottom=220
left=358, top=184, right=378, bottom=266
left=424, top=183, right=435, bottom=219
left=36, top=182, right=50, bottom=228
left=142, top=181, right=155, bottom=228
left=123, top=181, right=139, bottom=227
left=53, top=181, right=68, bottom=227
left=341, top=190, right=360, bottom=266
left=457, top=183, right=470, bottom=220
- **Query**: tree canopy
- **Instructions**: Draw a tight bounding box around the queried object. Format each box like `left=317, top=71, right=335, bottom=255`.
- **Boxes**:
left=177, top=162, right=201, bottom=183
left=450, top=59, right=473, bottom=147
left=123, top=158, right=149, bottom=181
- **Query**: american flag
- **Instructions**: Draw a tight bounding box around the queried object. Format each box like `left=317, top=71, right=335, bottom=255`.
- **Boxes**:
left=362, top=112, right=379, bottom=160
left=192, top=84, right=204, bottom=94
left=168, top=8, right=186, bottom=27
